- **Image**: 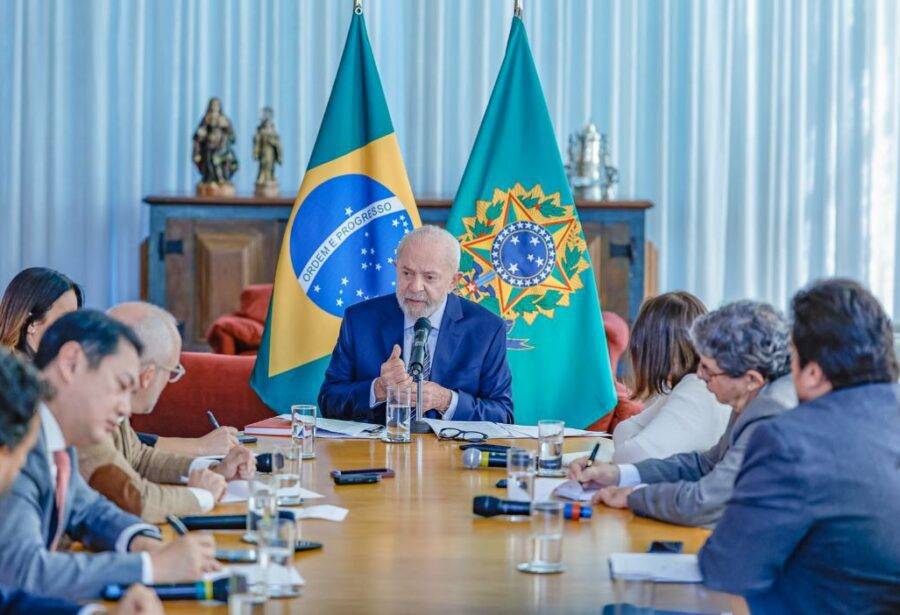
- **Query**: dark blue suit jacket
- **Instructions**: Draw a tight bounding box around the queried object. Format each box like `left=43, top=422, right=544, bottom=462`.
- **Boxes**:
left=699, top=382, right=900, bottom=614
left=318, top=293, right=513, bottom=423
left=0, top=585, right=79, bottom=614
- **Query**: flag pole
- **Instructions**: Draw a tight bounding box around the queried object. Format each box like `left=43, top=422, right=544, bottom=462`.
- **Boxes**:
left=354, top=0, right=362, bottom=15
left=513, top=0, right=523, bottom=19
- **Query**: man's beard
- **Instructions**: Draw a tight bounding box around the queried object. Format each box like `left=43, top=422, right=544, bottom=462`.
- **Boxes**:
left=396, top=290, right=438, bottom=319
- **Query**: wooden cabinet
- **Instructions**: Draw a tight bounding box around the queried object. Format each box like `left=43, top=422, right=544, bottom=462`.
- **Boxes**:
left=145, top=195, right=653, bottom=351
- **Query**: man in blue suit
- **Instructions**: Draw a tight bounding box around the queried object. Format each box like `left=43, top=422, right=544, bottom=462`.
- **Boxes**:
left=319, top=225, right=513, bottom=423
left=0, top=347, right=162, bottom=614
left=700, top=279, right=900, bottom=613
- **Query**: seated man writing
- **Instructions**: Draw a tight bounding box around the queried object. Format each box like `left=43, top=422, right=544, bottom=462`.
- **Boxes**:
left=319, top=225, right=514, bottom=423
left=0, top=310, right=219, bottom=600
left=569, top=301, right=797, bottom=527
left=78, top=302, right=255, bottom=523
left=0, top=347, right=163, bottom=614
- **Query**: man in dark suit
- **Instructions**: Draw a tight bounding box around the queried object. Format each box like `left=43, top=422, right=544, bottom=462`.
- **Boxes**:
left=700, top=279, right=900, bottom=613
left=319, top=225, right=513, bottom=423
left=0, top=310, right=220, bottom=601
left=0, top=347, right=162, bottom=614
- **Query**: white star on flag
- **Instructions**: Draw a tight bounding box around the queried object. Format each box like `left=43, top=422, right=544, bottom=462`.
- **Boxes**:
left=336, top=298, right=344, bottom=306
left=375, top=263, right=382, bottom=270
left=361, top=263, right=368, bottom=270
left=511, top=236, right=520, bottom=245
left=341, top=277, right=349, bottom=285
left=392, top=219, right=399, bottom=227
left=344, top=207, right=353, bottom=216
left=356, top=289, right=364, bottom=297
left=527, top=254, right=535, bottom=262
left=313, top=285, right=321, bottom=292
left=536, top=257, right=545, bottom=266
left=509, top=262, right=519, bottom=273
left=360, top=248, right=367, bottom=255
left=529, top=236, right=540, bottom=245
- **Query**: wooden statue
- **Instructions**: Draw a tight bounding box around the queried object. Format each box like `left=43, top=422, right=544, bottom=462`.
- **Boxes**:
left=253, top=107, right=282, bottom=197
left=192, top=97, right=238, bottom=196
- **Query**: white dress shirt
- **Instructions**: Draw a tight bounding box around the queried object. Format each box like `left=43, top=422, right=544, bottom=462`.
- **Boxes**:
left=38, top=403, right=157, bottom=584
left=369, top=296, right=460, bottom=418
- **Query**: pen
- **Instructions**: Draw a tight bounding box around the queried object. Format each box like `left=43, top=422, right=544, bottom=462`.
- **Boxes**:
left=206, top=410, right=221, bottom=429
left=586, top=442, right=601, bottom=467
left=166, top=515, right=189, bottom=536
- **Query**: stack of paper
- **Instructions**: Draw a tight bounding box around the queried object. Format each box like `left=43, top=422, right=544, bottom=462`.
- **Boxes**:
left=421, top=418, right=603, bottom=439
left=608, top=553, right=703, bottom=583
left=243, top=416, right=383, bottom=439
left=552, top=479, right=600, bottom=502
left=221, top=480, right=325, bottom=504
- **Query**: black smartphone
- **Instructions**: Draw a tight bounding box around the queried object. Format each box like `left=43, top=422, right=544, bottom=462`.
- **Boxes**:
left=215, top=549, right=258, bottom=563
left=333, top=473, right=380, bottom=485
left=330, top=468, right=394, bottom=479
left=647, top=540, right=683, bottom=554
left=238, top=431, right=258, bottom=445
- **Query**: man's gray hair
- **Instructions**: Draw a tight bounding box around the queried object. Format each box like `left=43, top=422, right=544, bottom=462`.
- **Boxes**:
left=396, top=225, right=461, bottom=272
left=107, top=302, right=179, bottom=366
left=690, top=300, right=791, bottom=381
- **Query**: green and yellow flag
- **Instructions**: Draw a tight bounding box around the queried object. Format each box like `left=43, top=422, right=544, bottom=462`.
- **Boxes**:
left=252, top=9, right=420, bottom=413
left=446, top=15, right=616, bottom=427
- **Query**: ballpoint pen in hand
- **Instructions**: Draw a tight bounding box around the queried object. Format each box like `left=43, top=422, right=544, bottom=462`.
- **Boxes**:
left=586, top=442, right=601, bottom=467
left=166, top=514, right=189, bottom=536
left=206, top=410, right=221, bottom=429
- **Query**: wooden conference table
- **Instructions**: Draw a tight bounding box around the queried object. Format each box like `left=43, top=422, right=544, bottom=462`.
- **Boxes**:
left=155, top=435, right=747, bottom=614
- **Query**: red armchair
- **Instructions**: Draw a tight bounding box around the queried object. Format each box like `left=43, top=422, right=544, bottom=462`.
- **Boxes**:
left=129, top=352, right=272, bottom=437
left=587, top=312, right=643, bottom=433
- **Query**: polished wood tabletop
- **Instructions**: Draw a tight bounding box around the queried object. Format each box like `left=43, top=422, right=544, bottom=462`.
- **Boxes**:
left=154, top=435, right=746, bottom=614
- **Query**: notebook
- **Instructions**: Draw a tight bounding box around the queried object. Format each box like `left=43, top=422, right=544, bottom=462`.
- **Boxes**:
left=608, top=553, right=703, bottom=583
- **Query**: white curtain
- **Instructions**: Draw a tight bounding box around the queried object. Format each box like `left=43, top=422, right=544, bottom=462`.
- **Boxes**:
left=1, top=0, right=898, bottom=318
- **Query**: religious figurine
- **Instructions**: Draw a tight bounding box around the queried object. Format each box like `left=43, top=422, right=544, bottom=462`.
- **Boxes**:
left=192, top=97, right=238, bottom=196
left=252, top=107, right=282, bottom=197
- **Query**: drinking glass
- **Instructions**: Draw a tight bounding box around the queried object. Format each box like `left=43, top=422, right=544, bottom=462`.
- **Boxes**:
left=517, top=501, right=566, bottom=574
left=245, top=475, right=277, bottom=544
left=382, top=385, right=412, bottom=443
left=291, top=404, right=317, bottom=459
left=537, top=420, right=565, bottom=477
left=257, top=517, right=302, bottom=598
left=227, top=573, right=264, bottom=613
left=271, top=444, right=303, bottom=506
left=507, top=447, right=535, bottom=501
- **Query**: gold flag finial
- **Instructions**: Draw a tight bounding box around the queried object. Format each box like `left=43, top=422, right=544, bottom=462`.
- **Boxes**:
left=354, top=0, right=362, bottom=15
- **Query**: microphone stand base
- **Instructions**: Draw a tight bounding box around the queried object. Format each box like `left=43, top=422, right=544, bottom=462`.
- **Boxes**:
left=410, top=419, right=431, bottom=434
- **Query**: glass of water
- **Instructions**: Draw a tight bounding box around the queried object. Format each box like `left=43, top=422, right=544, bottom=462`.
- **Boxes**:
left=382, top=385, right=411, bottom=443
left=246, top=475, right=277, bottom=544
left=507, top=447, right=535, bottom=503
left=291, top=404, right=317, bottom=459
left=271, top=444, right=303, bottom=506
left=257, top=517, right=301, bottom=598
left=537, top=420, right=565, bottom=477
left=517, top=501, right=566, bottom=574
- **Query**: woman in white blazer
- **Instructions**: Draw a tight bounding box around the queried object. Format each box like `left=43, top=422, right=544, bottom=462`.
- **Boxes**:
left=612, top=291, right=731, bottom=463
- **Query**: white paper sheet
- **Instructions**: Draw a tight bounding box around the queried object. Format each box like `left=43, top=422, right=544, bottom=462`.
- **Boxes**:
left=289, top=504, right=349, bottom=522
left=422, top=418, right=604, bottom=440
left=221, top=480, right=325, bottom=504
left=608, top=553, right=703, bottom=583
left=533, top=477, right=568, bottom=503
left=561, top=438, right=615, bottom=466
left=552, top=479, right=599, bottom=502
left=212, top=563, right=305, bottom=586
left=264, top=416, right=382, bottom=439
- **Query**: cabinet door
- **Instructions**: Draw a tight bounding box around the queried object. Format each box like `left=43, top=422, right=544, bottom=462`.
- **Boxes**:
left=164, top=219, right=284, bottom=349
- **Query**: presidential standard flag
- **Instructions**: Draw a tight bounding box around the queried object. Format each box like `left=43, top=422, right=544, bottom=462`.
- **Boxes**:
left=446, top=15, right=616, bottom=427
left=251, top=10, right=420, bottom=413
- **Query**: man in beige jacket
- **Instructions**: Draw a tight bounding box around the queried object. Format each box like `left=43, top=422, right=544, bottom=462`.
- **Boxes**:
left=78, top=302, right=255, bottom=523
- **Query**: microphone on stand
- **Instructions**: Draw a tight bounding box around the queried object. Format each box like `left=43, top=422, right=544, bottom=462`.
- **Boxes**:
left=462, top=448, right=507, bottom=469
left=408, top=317, right=431, bottom=379
left=473, top=496, right=592, bottom=520
left=101, top=575, right=241, bottom=602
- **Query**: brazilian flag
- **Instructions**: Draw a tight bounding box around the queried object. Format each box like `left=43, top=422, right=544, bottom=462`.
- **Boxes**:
left=252, top=9, right=420, bottom=413
left=446, top=15, right=616, bottom=427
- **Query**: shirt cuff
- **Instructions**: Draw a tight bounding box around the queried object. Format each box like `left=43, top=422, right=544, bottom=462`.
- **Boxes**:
left=188, top=487, right=216, bottom=512
left=441, top=390, right=460, bottom=419
left=617, top=464, right=643, bottom=487
left=117, top=523, right=162, bottom=553
left=78, top=605, right=107, bottom=615
left=188, top=456, right=219, bottom=475
left=369, top=379, right=382, bottom=408
left=141, top=551, right=154, bottom=584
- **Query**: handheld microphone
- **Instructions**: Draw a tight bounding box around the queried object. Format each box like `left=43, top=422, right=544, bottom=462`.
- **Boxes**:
left=462, top=448, right=507, bottom=469
left=102, top=575, right=240, bottom=602
left=472, top=496, right=593, bottom=520
left=408, top=317, right=431, bottom=378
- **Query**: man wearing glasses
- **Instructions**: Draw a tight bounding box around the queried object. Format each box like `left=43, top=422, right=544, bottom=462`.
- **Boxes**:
left=76, top=302, right=255, bottom=523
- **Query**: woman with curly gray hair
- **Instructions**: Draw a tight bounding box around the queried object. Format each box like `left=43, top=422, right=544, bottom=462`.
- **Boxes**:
left=570, top=300, right=799, bottom=527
